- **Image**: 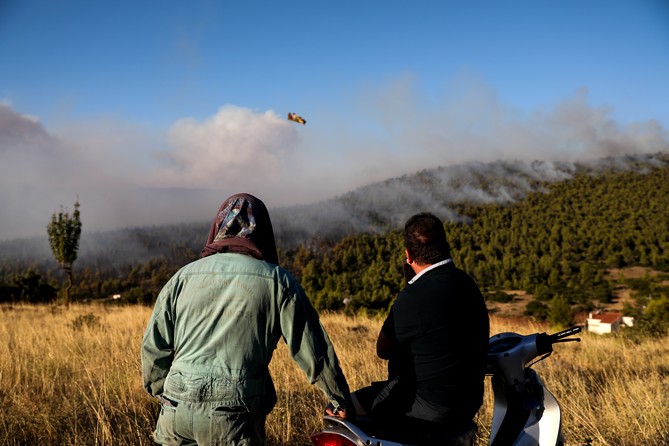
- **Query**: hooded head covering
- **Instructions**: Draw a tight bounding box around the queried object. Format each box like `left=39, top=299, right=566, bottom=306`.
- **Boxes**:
left=200, top=193, right=279, bottom=265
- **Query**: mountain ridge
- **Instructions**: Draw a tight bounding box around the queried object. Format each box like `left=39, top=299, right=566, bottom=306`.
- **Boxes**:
left=2, top=152, right=667, bottom=268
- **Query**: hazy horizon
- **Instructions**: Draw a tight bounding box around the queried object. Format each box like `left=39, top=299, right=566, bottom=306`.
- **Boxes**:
left=3, top=89, right=669, bottom=241
left=2, top=2, right=668, bottom=240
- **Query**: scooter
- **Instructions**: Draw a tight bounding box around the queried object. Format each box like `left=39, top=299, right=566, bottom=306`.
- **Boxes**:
left=310, top=326, right=582, bottom=446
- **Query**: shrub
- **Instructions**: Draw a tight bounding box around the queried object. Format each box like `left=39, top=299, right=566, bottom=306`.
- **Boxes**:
left=487, top=290, right=514, bottom=303
left=524, top=300, right=548, bottom=320
left=70, top=313, right=102, bottom=331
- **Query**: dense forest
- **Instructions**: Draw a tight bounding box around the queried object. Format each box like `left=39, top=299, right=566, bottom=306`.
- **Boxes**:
left=280, top=161, right=669, bottom=327
left=1, top=154, right=668, bottom=332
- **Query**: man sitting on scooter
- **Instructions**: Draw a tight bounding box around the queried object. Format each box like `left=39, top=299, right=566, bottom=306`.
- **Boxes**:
left=351, top=212, right=490, bottom=445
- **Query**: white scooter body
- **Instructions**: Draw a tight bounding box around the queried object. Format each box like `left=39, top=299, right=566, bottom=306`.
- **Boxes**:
left=311, top=327, right=581, bottom=446
left=486, top=327, right=580, bottom=446
left=489, top=371, right=562, bottom=445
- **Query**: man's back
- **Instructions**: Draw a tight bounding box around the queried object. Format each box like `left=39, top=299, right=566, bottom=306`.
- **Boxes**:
left=142, top=192, right=352, bottom=445
left=391, top=262, right=489, bottom=423
left=170, top=252, right=286, bottom=373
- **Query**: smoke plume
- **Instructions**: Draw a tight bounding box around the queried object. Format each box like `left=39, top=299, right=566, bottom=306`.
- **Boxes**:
left=1, top=78, right=668, bottom=241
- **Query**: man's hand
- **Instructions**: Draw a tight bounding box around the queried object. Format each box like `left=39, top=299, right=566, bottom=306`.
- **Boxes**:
left=325, top=403, right=349, bottom=419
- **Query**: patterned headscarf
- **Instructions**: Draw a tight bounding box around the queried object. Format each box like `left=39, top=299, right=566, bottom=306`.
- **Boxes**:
left=200, top=193, right=279, bottom=265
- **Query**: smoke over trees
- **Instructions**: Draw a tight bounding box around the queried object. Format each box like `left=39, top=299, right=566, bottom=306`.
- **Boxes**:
left=1, top=153, right=668, bottom=337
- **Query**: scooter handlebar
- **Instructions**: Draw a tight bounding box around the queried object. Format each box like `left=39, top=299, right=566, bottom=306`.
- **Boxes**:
left=549, top=325, right=582, bottom=341
left=537, top=326, right=582, bottom=355
left=488, top=326, right=583, bottom=380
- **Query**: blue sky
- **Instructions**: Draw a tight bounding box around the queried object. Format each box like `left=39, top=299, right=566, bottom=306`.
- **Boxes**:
left=1, top=0, right=668, bottom=239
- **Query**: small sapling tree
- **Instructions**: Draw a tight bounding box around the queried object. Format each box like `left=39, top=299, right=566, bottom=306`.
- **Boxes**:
left=47, top=200, right=82, bottom=306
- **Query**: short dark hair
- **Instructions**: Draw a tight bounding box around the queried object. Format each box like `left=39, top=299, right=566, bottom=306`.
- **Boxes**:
left=404, top=212, right=451, bottom=265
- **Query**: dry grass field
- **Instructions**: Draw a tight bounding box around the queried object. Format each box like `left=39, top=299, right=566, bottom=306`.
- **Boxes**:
left=0, top=303, right=667, bottom=445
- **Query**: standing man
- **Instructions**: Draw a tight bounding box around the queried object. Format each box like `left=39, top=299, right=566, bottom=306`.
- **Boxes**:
left=352, top=212, right=489, bottom=445
left=142, top=193, right=351, bottom=445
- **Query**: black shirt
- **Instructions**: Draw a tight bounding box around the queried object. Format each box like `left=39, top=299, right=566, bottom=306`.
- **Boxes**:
left=382, top=262, right=489, bottom=424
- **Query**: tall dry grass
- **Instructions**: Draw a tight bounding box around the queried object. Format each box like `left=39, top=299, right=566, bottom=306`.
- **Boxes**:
left=0, top=304, right=667, bottom=445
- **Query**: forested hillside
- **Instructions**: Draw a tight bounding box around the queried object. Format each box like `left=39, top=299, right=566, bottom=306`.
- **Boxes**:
left=282, top=163, right=669, bottom=311
left=1, top=154, right=668, bottom=331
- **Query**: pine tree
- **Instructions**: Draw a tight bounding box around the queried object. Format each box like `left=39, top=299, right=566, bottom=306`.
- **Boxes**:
left=47, top=200, right=82, bottom=306
left=548, top=294, right=573, bottom=328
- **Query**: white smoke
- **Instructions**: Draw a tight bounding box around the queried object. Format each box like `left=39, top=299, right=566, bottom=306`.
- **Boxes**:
left=1, top=77, right=668, bottom=241
left=146, top=106, right=299, bottom=190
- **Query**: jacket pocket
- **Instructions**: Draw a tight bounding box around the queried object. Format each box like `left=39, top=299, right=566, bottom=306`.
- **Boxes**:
left=154, top=404, right=179, bottom=445
left=166, top=371, right=238, bottom=402
left=209, top=406, right=252, bottom=445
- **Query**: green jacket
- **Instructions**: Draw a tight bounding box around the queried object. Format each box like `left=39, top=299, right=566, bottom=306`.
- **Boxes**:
left=141, top=253, right=350, bottom=412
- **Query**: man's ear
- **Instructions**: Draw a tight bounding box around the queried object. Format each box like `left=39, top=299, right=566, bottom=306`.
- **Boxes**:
left=405, top=248, right=413, bottom=264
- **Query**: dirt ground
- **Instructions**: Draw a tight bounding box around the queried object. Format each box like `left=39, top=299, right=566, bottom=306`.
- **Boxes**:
left=604, top=266, right=669, bottom=311
left=486, top=290, right=534, bottom=318
left=487, top=266, right=667, bottom=319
